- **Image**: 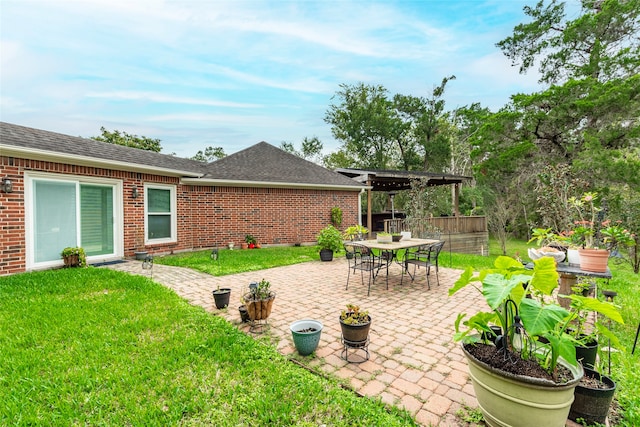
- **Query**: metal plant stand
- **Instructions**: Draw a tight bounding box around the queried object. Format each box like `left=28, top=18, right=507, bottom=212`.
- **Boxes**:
left=340, top=335, right=370, bottom=363
left=249, top=318, right=269, bottom=334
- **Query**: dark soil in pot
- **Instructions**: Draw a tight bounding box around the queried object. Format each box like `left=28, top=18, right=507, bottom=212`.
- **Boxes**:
left=465, top=343, right=574, bottom=383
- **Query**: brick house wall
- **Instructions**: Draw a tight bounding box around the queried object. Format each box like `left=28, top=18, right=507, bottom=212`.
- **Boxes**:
left=0, top=155, right=359, bottom=275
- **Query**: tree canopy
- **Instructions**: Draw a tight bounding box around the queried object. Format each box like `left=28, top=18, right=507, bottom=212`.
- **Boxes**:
left=92, top=127, right=163, bottom=152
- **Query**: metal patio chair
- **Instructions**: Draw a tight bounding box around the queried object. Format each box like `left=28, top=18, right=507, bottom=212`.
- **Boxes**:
left=344, top=242, right=385, bottom=296
left=402, top=240, right=445, bottom=289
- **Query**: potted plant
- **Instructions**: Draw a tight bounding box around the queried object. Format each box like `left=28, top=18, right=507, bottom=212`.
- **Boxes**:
left=316, top=224, right=343, bottom=261
left=339, top=304, right=371, bottom=343
left=449, top=256, right=584, bottom=427
left=244, top=234, right=257, bottom=249
left=61, top=247, right=87, bottom=267
left=238, top=295, right=249, bottom=323
left=564, top=292, right=623, bottom=370
left=567, top=192, right=613, bottom=272
left=343, top=224, right=368, bottom=241
left=134, top=228, right=148, bottom=260
left=243, top=279, right=276, bottom=321
left=562, top=292, right=623, bottom=425
left=376, top=231, right=392, bottom=244
left=290, top=319, right=323, bottom=356
left=212, top=285, right=231, bottom=309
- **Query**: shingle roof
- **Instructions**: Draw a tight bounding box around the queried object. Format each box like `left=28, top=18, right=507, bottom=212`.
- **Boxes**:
left=0, top=121, right=363, bottom=189
left=0, top=121, right=207, bottom=176
left=201, top=142, right=363, bottom=188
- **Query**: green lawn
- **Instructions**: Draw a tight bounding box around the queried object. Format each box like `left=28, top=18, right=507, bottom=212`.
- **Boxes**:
left=2, top=239, right=638, bottom=426
left=0, top=268, right=417, bottom=426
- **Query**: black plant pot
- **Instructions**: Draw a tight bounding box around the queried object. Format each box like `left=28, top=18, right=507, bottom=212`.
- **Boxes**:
left=319, top=249, right=334, bottom=262
left=239, top=305, right=249, bottom=323
left=576, top=337, right=598, bottom=370
left=569, top=367, right=616, bottom=425
left=339, top=316, right=371, bottom=344
left=212, top=288, right=231, bottom=309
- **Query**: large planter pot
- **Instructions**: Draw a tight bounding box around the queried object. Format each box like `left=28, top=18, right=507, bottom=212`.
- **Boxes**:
left=244, top=292, right=276, bottom=321
left=578, top=248, right=609, bottom=273
left=212, top=288, right=231, bottom=309
left=339, top=316, right=371, bottom=343
left=134, top=251, right=149, bottom=260
left=569, top=367, right=616, bottom=425
left=63, top=254, right=80, bottom=267
left=575, top=337, right=598, bottom=370
left=567, top=248, right=581, bottom=267
left=290, top=319, right=323, bottom=356
left=319, top=249, right=334, bottom=262
left=462, top=344, right=583, bottom=427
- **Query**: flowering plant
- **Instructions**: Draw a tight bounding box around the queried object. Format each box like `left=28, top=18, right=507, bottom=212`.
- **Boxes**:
left=601, top=223, right=634, bottom=253
left=567, top=192, right=600, bottom=248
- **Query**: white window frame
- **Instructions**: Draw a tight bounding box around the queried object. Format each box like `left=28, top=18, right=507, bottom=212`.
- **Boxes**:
left=143, top=183, right=177, bottom=245
left=24, top=171, right=124, bottom=271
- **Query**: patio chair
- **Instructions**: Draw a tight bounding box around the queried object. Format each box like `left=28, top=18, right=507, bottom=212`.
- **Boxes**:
left=402, top=240, right=445, bottom=289
left=344, top=242, right=385, bottom=296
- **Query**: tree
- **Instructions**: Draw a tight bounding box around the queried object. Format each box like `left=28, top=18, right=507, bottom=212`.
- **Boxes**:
left=191, top=146, right=226, bottom=162
left=92, top=127, right=162, bottom=152
left=325, top=79, right=457, bottom=172
left=473, top=0, right=640, bottom=242
left=324, top=83, right=396, bottom=169
left=415, top=75, right=456, bottom=171
left=280, top=136, right=324, bottom=164
left=498, top=0, right=640, bottom=85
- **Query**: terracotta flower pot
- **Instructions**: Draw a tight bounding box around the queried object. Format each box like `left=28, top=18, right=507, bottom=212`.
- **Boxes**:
left=578, top=248, right=609, bottom=273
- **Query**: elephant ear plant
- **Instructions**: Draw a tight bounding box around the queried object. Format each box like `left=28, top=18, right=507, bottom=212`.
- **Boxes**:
left=450, top=256, right=579, bottom=379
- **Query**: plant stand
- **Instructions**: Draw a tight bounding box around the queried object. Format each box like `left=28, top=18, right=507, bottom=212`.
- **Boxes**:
left=340, top=335, right=370, bottom=363
left=248, top=318, right=270, bottom=334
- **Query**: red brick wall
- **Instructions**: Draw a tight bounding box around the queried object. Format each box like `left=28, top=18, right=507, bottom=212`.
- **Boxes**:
left=1, top=155, right=359, bottom=275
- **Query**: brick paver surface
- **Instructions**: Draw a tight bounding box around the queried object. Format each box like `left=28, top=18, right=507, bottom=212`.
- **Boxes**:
left=104, top=256, right=484, bottom=426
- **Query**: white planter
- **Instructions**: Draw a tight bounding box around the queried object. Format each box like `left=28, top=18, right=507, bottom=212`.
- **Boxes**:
left=377, top=234, right=392, bottom=243
left=567, top=248, right=581, bottom=266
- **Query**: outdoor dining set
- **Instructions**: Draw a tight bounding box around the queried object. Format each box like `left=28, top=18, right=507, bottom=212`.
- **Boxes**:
left=344, top=234, right=446, bottom=296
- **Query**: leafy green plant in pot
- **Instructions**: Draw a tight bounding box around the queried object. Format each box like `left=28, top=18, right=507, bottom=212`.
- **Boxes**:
left=450, top=256, right=584, bottom=427
left=243, top=279, right=276, bottom=321
left=316, top=224, right=343, bottom=262
left=563, top=293, right=623, bottom=425
left=343, top=224, right=368, bottom=241
left=339, top=304, right=371, bottom=343
left=61, top=247, right=87, bottom=268
left=564, top=293, right=623, bottom=370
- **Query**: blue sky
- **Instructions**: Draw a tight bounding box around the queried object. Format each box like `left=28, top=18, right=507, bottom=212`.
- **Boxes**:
left=1, top=1, right=575, bottom=158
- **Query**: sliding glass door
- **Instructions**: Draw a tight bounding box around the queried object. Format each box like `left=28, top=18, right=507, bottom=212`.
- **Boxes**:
left=28, top=173, right=120, bottom=267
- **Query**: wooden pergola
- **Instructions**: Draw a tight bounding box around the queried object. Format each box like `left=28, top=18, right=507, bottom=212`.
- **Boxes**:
left=335, top=168, right=472, bottom=235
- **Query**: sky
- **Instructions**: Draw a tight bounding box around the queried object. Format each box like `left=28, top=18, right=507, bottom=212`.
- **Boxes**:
left=0, top=0, right=577, bottom=158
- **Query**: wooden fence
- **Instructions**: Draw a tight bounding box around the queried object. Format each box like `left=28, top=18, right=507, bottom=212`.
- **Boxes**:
left=384, top=216, right=489, bottom=256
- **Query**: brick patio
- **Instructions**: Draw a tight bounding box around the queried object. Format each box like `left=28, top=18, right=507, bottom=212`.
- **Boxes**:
left=105, top=255, right=483, bottom=426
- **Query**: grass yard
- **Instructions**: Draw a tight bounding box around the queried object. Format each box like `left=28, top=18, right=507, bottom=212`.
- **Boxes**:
left=0, top=268, right=417, bottom=426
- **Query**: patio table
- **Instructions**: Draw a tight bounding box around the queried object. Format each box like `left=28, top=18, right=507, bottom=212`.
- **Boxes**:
left=357, top=238, right=440, bottom=286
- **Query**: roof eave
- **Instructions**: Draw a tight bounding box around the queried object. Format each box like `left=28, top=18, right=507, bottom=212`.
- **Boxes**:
left=0, top=144, right=203, bottom=178
left=181, top=177, right=365, bottom=191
